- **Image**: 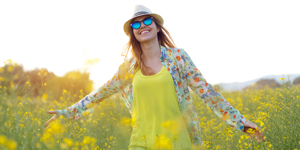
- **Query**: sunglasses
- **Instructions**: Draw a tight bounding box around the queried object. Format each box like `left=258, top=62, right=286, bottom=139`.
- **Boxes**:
left=130, top=17, right=153, bottom=29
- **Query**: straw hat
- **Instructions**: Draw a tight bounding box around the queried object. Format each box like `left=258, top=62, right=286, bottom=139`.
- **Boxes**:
left=123, top=5, right=164, bottom=36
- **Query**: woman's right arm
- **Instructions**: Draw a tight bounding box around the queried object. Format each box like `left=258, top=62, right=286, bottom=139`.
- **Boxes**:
left=57, top=60, right=132, bottom=120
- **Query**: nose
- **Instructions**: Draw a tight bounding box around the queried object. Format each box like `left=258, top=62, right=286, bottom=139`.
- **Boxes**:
left=140, top=22, right=146, bottom=29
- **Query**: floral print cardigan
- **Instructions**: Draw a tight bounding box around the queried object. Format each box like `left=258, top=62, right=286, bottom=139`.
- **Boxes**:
left=58, top=45, right=247, bottom=146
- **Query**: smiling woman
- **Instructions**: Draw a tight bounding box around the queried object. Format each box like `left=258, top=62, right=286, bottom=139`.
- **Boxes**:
left=127, top=15, right=163, bottom=76
left=45, top=5, right=265, bottom=150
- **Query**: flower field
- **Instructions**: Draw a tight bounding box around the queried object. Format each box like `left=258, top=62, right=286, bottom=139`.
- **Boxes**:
left=0, top=68, right=299, bottom=149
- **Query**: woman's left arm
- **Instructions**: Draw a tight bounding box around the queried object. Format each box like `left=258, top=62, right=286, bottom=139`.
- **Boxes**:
left=179, top=49, right=265, bottom=142
left=179, top=49, right=246, bottom=130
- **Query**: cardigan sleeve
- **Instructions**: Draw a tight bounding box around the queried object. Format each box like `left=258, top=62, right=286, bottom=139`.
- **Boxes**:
left=57, top=60, right=132, bottom=120
left=180, top=49, right=247, bottom=132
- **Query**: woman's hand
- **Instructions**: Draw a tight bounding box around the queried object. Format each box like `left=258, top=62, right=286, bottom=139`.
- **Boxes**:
left=243, top=121, right=266, bottom=143
left=44, top=110, right=59, bottom=129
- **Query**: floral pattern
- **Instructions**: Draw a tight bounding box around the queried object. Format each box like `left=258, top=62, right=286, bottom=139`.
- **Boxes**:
left=58, top=45, right=247, bottom=146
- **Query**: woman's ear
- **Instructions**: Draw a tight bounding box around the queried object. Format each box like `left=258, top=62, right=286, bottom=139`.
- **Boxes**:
left=157, top=26, right=161, bottom=33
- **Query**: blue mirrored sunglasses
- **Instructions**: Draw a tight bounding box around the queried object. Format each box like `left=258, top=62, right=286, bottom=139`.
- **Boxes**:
left=130, top=17, right=153, bottom=29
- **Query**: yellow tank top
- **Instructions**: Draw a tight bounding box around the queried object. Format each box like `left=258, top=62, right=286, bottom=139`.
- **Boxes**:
left=128, top=66, right=192, bottom=150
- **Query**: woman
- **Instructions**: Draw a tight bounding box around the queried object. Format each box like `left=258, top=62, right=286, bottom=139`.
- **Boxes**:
left=45, top=5, right=265, bottom=149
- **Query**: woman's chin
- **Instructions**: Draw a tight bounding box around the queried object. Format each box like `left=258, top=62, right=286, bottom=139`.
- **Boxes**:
left=137, top=36, right=156, bottom=43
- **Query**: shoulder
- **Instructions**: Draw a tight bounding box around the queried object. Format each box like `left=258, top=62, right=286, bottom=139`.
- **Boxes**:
left=164, top=47, right=189, bottom=59
left=163, top=46, right=186, bottom=55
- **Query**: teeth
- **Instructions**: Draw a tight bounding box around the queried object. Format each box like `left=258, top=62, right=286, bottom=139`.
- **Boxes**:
left=141, top=31, right=149, bottom=34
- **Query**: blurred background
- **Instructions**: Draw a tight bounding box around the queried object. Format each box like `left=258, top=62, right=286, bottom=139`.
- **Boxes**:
left=1, top=0, right=300, bottom=93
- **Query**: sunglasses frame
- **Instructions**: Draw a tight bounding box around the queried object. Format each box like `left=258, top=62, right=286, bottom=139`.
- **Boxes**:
left=130, top=16, right=154, bottom=29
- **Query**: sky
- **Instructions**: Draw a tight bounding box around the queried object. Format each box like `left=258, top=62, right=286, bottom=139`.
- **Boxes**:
left=1, top=0, right=299, bottom=90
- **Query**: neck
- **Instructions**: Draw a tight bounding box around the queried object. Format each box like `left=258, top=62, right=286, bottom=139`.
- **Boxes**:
left=140, top=39, right=161, bottom=61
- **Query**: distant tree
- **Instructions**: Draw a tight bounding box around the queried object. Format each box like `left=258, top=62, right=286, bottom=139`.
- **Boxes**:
left=0, top=59, right=27, bottom=95
left=242, top=79, right=280, bottom=91
left=46, top=70, right=94, bottom=101
left=293, top=76, right=300, bottom=85
left=0, top=59, right=93, bottom=100
left=25, top=68, right=56, bottom=97
left=256, top=79, right=280, bottom=89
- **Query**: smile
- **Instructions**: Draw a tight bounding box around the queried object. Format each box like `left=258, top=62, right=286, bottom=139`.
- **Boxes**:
left=140, top=30, right=150, bottom=35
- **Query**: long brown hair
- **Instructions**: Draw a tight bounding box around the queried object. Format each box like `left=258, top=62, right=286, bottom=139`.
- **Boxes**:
left=122, top=16, right=176, bottom=76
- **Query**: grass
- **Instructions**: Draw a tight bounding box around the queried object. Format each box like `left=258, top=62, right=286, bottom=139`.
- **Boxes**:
left=0, top=77, right=299, bottom=149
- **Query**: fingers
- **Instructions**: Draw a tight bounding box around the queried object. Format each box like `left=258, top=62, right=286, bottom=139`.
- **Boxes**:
left=44, top=114, right=57, bottom=128
left=254, top=131, right=261, bottom=143
left=258, top=129, right=266, bottom=142
left=255, top=127, right=266, bottom=142
left=247, top=133, right=254, bottom=142
left=247, top=129, right=266, bottom=143
left=244, top=121, right=266, bottom=143
left=44, top=115, right=54, bottom=128
left=45, top=122, right=52, bottom=130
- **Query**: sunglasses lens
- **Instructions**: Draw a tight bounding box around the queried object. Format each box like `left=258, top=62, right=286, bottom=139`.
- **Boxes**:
left=143, top=18, right=152, bottom=25
left=132, top=22, right=141, bottom=29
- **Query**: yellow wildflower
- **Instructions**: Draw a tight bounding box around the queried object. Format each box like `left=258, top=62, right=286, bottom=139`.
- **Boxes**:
left=268, top=144, right=272, bottom=148
left=83, top=136, right=91, bottom=145
left=142, top=135, right=146, bottom=141
left=7, top=66, right=13, bottom=72
left=155, top=134, right=172, bottom=149
left=83, top=111, right=86, bottom=117
left=42, top=93, right=48, bottom=101
left=0, top=135, right=7, bottom=145
left=246, top=128, right=255, bottom=135
left=5, top=139, right=17, bottom=150
left=121, top=117, right=131, bottom=126
left=25, top=81, right=31, bottom=86
left=161, top=121, right=171, bottom=128
left=63, top=138, right=73, bottom=147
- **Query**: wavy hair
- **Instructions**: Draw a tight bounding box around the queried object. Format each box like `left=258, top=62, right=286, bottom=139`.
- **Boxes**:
left=122, top=16, right=176, bottom=76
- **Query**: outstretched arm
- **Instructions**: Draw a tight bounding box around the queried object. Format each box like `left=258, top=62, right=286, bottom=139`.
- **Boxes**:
left=179, top=49, right=246, bottom=131
left=45, top=60, right=132, bottom=128
left=179, top=49, right=265, bottom=143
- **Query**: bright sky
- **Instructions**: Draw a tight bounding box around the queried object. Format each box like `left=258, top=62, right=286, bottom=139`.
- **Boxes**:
left=1, top=0, right=299, bottom=90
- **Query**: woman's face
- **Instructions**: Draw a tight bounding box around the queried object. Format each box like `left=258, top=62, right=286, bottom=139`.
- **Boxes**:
left=131, top=15, right=160, bottom=43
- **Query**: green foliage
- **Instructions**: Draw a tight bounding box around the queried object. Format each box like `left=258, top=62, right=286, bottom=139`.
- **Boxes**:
left=0, top=60, right=27, bottom=95
left=46, top=71, right=94, bottom=101
left=1, top=59, right=299, bottom=149
left=24, top=68, right=56, bottom=97
left=2, top=73, right=300, bottom=149
left=0, top=60, right=93, bottom=102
